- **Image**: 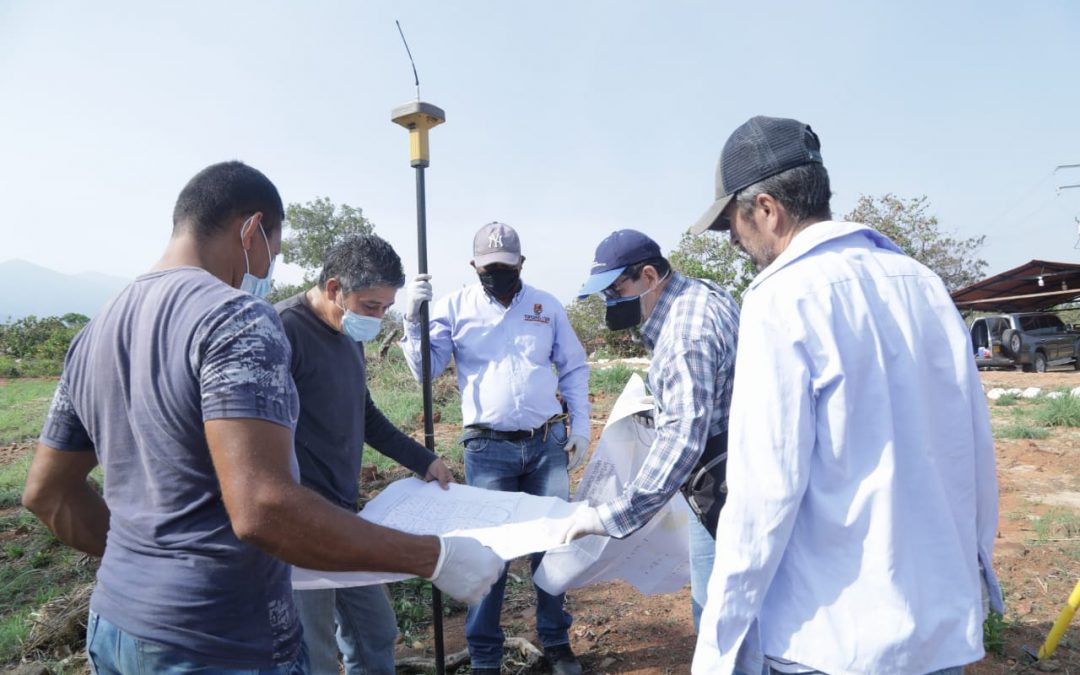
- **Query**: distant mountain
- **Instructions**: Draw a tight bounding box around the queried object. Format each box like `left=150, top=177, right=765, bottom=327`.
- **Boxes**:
left=0, top=259, right=130, bottom=320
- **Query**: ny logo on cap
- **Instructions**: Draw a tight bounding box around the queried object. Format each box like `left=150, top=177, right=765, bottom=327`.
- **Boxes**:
left=489, top=232, right=503, bottom=248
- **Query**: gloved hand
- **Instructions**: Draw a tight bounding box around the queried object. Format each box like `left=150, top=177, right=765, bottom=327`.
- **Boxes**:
left=403, top=274, right=433, bottom=323
left=565, top=434, right=590, bottom=472
left=560, top=505, right=608, bottom=544
left=426, top=536, right=503, bottom=605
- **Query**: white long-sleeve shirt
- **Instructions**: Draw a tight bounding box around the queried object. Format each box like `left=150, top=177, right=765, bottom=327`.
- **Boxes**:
left=399, top=282, right=590, bottom=437
left=694, top=222, right=1002, bottom=675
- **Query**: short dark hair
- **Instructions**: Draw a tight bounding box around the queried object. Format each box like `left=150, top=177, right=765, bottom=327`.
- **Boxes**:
left=172, top=161, right=284, bottom=238
left=735, top=163, right=832, bottom=225
left=318, top=234, right=406, bottom=293
left=623, top=256, right=671, bottom=281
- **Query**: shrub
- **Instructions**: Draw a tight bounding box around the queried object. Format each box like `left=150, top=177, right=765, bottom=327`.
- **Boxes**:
left=565, top=296, right=646, bottom=359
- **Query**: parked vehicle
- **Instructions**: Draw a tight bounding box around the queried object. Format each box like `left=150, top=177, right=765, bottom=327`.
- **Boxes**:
left=969, top=312, right=1080, bottom=372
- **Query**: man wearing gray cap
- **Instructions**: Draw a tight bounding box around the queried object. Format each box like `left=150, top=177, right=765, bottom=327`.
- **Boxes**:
left=688, top=116, right=1002, bottom=675
left=400, top=222, right=591, bottom=675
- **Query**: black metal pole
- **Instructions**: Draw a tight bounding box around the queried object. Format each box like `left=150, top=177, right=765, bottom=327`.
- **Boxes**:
left=414, top=162, right=446, bottom=675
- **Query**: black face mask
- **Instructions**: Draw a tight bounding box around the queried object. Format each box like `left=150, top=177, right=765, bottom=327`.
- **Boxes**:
left=478, top=268, right=521, bottom=298
left=604, top=296, right=642, bottom=330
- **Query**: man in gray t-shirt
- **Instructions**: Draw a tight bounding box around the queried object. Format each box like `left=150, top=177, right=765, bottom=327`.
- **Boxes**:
left=23, top=161, right=502, bottom=674
left=277, top=234, right=453, bottom=675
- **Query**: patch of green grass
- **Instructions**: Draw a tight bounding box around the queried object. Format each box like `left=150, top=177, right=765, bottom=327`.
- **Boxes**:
left=0, top=357, right=63, bottom=379
left=0, top=607, right=32, bottom=664
left=1033, top=394, right=1080, bottom=428
left=1032, top=508, right=1080, bottom=540
left=589, top=365, right=644, bottom=398
left=1029, top=508, right=1080, bottom=560
left=994, top=425, right=1050, bottom=440
left=0, top=455, right=33, bottom=508
left=0, top=511, right=97, bottom=665
left=364, top=351, right=463, bottom=473
left=1009, top=404, right=1037, bottom=420
left=366, top=351, right=461, bottom=433
left=0, top=379, right=58, bottom=445
left=387, top=578, right=461, bottom=644
left=993, top=393, right=1020, bottom=406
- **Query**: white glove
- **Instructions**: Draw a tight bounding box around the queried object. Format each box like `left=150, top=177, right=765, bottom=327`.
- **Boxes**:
left=565, top=434, right=590, bottom=472
left=560, top=505, right=609, bottom=544
left=403, top=274, right=433, bottom=323
left=426, top=535, right=503, bottom=605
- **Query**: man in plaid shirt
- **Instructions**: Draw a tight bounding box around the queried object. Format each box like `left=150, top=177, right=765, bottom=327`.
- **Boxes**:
left=563, top=229, right=739, bottom=630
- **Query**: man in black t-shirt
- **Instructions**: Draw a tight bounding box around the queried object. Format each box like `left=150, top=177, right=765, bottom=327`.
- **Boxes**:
left=277, top=234, right=453, bottom=675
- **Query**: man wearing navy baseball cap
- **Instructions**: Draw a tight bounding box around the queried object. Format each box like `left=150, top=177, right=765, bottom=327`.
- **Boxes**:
left=568, top=228, right=740, bottom=634
left=687, top=117, right=1002, bottom=675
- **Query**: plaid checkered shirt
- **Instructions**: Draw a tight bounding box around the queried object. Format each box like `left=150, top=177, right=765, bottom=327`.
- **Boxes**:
left=596, top=272, right=740, bottom=537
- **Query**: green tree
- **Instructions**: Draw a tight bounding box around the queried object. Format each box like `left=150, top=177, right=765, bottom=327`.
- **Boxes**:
left=565, top=295, right=647, bottom=359
left=269, top=198, right=376, bottom=304
left=281, top=197, right=375, bottom=279
left=844, top=194, right=986, bottom=292
left=669, top=229, right=757, bottom=304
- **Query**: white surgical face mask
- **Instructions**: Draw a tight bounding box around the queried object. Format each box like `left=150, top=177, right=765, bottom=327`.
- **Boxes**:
left=239, top=218, right=275, bottom=298
left=336, top=295, right=382, bottom=342
left=342, top=312, right=382, bottom=342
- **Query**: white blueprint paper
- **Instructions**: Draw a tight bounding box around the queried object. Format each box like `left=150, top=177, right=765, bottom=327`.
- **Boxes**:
left=292, top=478, right=584, bottom=590
left=533, top=374, right=692, bottom=595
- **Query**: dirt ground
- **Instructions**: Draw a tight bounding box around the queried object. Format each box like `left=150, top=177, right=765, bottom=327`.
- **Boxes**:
left=3, top=370, right=1079, bottom=674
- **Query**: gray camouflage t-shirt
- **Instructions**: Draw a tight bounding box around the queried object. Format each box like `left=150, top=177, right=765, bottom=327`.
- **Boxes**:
left=39, top=267, right=302, bottom=668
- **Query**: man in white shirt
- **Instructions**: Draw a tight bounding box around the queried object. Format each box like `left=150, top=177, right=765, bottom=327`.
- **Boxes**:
left=400, top=222, right=591, bottom=675
left=688, top=116, right=1002, bottom=675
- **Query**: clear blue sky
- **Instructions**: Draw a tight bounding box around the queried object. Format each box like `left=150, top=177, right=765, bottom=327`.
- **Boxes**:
left=2, top=1, right=1078, bottom=304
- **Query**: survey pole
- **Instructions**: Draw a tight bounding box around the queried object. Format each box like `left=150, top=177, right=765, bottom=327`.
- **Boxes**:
left=392, top=99, right=447, bottom=675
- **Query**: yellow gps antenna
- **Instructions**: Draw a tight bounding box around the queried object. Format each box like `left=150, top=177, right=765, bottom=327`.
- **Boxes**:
left=392, top=21, right=445, bottom=168
left=390, top=20, right=448, bottom=675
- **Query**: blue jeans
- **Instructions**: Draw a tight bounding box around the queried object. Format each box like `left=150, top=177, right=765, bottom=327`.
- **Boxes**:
left=86, top=610, right=308, bottom=674
left=688, top=516, right=716, bottom=632
left=293, top=585, right=398, bottom=675
left=462, top=423, right=573, bottom=670
left=766, top=667, right=963, bottom=674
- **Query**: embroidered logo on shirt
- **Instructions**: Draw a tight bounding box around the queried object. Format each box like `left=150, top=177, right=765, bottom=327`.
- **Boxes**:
left=523, top=303, right=551, bottom=324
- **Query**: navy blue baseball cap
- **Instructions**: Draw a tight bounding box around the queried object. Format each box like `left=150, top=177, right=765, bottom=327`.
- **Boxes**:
left=577, top=229, right=662, bottom=298
left=690, top=116, right=823, bottom=234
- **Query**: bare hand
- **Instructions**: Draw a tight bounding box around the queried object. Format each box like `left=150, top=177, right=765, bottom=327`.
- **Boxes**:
left=424, top=457, right=454, bottom=490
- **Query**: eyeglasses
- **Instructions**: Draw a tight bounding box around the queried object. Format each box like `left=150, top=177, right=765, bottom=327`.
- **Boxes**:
left=601, top=275, right=631, bottom=300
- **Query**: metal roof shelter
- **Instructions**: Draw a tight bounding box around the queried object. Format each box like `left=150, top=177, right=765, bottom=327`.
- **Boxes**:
left=951, top=259, right=1080, bottom=313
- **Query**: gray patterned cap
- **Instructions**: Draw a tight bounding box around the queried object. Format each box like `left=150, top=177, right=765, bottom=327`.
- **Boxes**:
left=473, top=222, right=522, bottom=267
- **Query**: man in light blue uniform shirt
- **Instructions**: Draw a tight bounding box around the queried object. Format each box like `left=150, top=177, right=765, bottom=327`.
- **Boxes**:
left=400, top=221, right=591, bottom=675
left=688, top=117, right=1002, bottom=675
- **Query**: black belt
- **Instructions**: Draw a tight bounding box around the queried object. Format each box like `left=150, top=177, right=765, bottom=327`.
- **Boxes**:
left=461, top=414, right=567, bottom=442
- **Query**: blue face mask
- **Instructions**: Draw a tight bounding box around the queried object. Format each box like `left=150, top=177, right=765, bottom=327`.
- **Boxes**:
left=337, top=296, right=382, bottom=342
left=239, top=218, right=275, bottom=298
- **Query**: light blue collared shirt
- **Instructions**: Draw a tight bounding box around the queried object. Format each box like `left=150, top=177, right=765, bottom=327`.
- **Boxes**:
left=694, top=222, right=1003, bottom=675
left=400, top=282, right=590, bottom=437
